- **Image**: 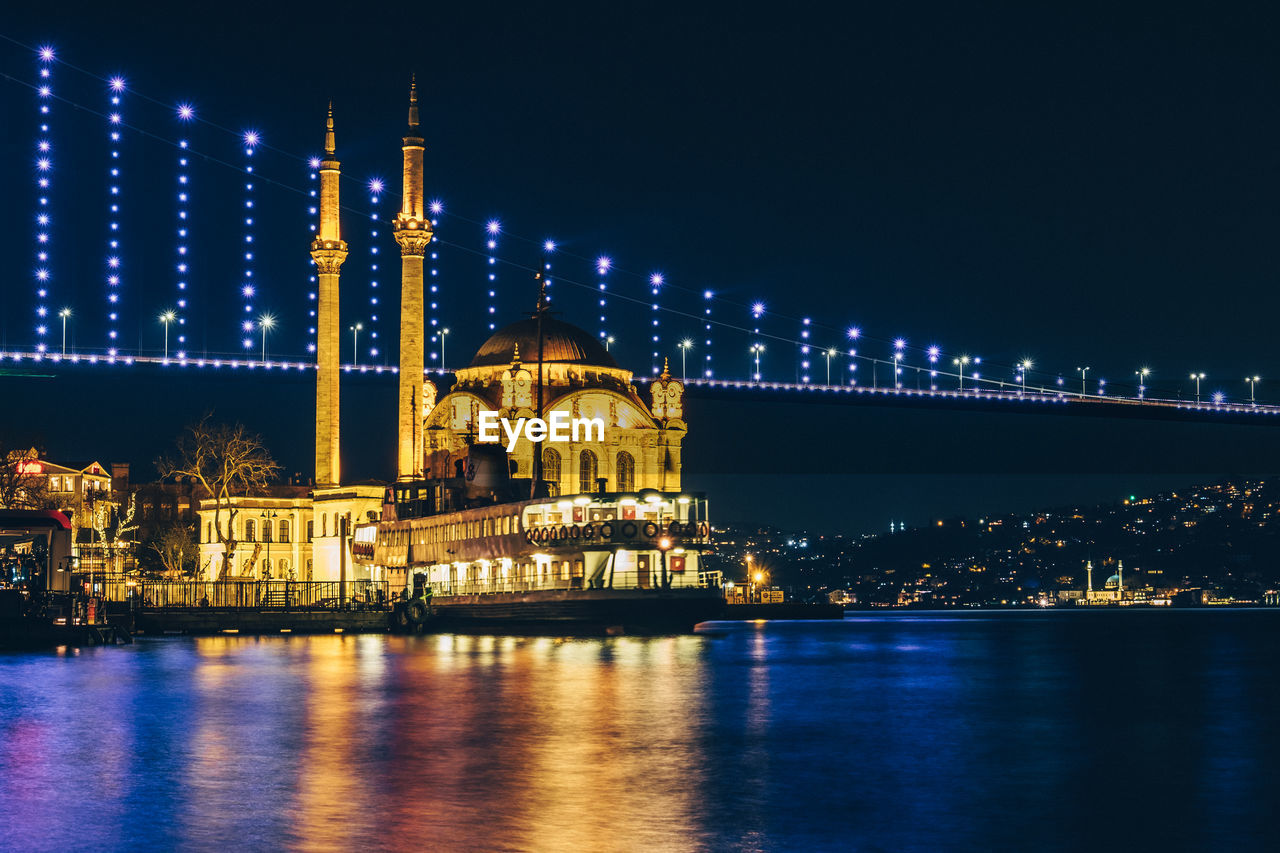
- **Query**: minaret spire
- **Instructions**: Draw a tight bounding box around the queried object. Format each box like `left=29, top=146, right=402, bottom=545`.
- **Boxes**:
left=324, top=101, right=335, bottom=155
left=408, top=75, right=419, bottom=130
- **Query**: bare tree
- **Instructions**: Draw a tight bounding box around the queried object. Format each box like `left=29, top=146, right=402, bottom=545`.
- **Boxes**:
left=144, top=522, right=197, bottom=578
left=0, top=442, right=55, bottom=510
left=155, top=416, right=281, bottom=579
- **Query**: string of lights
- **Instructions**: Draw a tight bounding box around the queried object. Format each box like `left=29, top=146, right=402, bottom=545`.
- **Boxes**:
left=702, top=289, right=713, bottom=378
left=368, top=178, right=384, bottom=362
left=0, top=40, right=1253, bottom=403
left=487, top=221, right=501, bottom=333
left=240, top=131, right=260, bottom=351
left=799, top=317, right=811, bottom=383
left=428, top=200, right=443, bottom=364
left=650, top=272, right=663, bottom=375
left=105, top=76, right=126, bottom=356
left=33, top=46, right=55, bottom=354
left=596, top=255, right=611, bottom=346
left=306, top=156, right=319, bottom=356
left=174, top=103, right=194, bottom=358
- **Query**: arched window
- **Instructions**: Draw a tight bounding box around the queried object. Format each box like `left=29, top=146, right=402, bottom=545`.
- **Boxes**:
left=542, top=448, right=561, bottom=497
left=321, top=513, right=327, bottom=538
left=306, top=520, right=314, bottom=541
left=279, top=519, right=290, bottom=543
left=579, top=449, right=598, bottom=494
left=206, top=522, right=212, bottom=544
left=245, top=519, right=256, bottom=542
left=616, top=451, right=635, bottom=492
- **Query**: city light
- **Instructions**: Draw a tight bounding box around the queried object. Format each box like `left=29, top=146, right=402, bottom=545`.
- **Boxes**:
left=258, top=313, right=275, bottom=362
left=306, top=155, right=319, bottom=355
left=678, top=339, right=693, bottom=381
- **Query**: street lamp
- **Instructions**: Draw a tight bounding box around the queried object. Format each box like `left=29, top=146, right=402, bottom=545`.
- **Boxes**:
left=605, top=335, right=615, bottom=352
left=954, top=355, right=971, bottom=392
left=657, top=535, right=673, bottom=589
left=751, top=343, right=764, bottom=381
left=678, top=339, right=693, bottom=381
left=350, top=322, right=363, bottom=365
left=1135, top=367, right=1150, bottom=399
left=259, top=510, right=278, bottom=581
left=159, top=310, right=176, bottom=360
left=1020, top=359, right=1033, bottom=395
left=893, top=339, right=905, bottom=389
left=824, top=348, right=837, bottom=386
left=59, top=308, right=71, bottom=356
left=1077, top=366, right=1090, bottom=397
left=1246, top=375, right=1260, bottom=405
left=440, top=327, right=449, bottom=368
left=258, top=313, right=275, bottom=363
left=1190, top=372, right=1205, bottom=403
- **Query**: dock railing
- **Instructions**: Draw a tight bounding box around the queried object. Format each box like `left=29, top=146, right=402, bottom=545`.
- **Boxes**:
left=134, top=580, right=390, bottom=611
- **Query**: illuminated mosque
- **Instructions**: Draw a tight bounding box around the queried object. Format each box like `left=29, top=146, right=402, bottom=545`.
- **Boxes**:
left=198, top=83, right=684, bottom=582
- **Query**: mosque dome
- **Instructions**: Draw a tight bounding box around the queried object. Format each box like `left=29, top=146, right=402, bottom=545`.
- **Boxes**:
left=469, top=316, right=618, bottom=369
left=1104, top=573, right=1123, bottom=589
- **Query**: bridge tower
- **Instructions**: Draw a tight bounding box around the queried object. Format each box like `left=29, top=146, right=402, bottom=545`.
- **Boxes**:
left=310, top=104, right=348, bottom=487
left=393, top=77, right=433, bottom=480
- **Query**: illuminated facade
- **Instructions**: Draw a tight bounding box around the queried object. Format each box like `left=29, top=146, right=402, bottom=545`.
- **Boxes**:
left=423, top=317, right=686, bottom=495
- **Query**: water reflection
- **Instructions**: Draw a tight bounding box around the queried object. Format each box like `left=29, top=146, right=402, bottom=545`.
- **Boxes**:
left=1, top=613, right=1279, bottom=851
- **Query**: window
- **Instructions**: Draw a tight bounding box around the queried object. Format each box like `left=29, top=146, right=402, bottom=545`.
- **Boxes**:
left=542, top=448, right=561, bottom=497
left=616, top=451, right=635, bottom=492
left=245, top=519, right=256, bottom=542
left=321, top=513, right=327, bottom=538
left=263, top=519, right=273, bottom=543
left=206, top=522, right=212, bottom=544
left=306, top=520, right=314, bottom=541
left=579, top=449, right=598, bottom=494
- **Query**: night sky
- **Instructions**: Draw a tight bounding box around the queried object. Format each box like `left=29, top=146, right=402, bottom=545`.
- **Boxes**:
left=2, top=2, right=1278, bottom=533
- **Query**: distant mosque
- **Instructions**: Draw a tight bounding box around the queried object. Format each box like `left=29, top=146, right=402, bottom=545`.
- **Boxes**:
left=197, top=83, right=683, bottom=582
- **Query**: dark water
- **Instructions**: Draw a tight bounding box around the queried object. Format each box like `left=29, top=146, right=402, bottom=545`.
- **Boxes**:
left=2, top=612, right=1279, bottom=852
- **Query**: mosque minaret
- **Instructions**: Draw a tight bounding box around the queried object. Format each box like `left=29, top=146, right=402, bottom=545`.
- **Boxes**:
left=392, top=78, right=433, bottom=480
left=310, top=104, right=347, bottom=487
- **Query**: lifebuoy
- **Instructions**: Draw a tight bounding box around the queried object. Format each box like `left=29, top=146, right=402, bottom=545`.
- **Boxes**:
left=559, top=525, right=570, bottom=541
left=643, top=521, right=658, bottom=538
left=583, top=523, right=596, bottom=539
left=667, top=521, right=683, bottom=536
left=406, top=599, right=428, bottom=625
left=600, top=522, right=614, bottom=539
left=698, top=522, right=710, bottom=538
left=536, top=527, right=548, bottom=543
left=569, top=525, right=581, bottom=539
left=621, top=521, right=638, bottom=539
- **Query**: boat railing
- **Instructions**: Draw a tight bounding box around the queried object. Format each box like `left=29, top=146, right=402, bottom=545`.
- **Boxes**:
left=428, top=568, right=716, bottom=597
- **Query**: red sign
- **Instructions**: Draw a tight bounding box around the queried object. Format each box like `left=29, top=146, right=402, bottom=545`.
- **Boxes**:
left=669, top=555, right=686, bottom=573
left=622, top=505, right=636, bottom=520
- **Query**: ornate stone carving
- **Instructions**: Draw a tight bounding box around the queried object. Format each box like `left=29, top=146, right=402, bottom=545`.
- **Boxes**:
left=392, top=216, right=433, bottom=256
left=309, top=240, right=348, bottom=274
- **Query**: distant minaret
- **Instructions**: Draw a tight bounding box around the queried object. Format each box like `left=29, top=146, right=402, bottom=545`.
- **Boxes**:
left=393, top=77, right=432, bottom=480
left=311, top=103, right=347, bottom=487
left=1117, top=560, right=1124, bottom=597
left=1086, top=560, right=1093, bottom=594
